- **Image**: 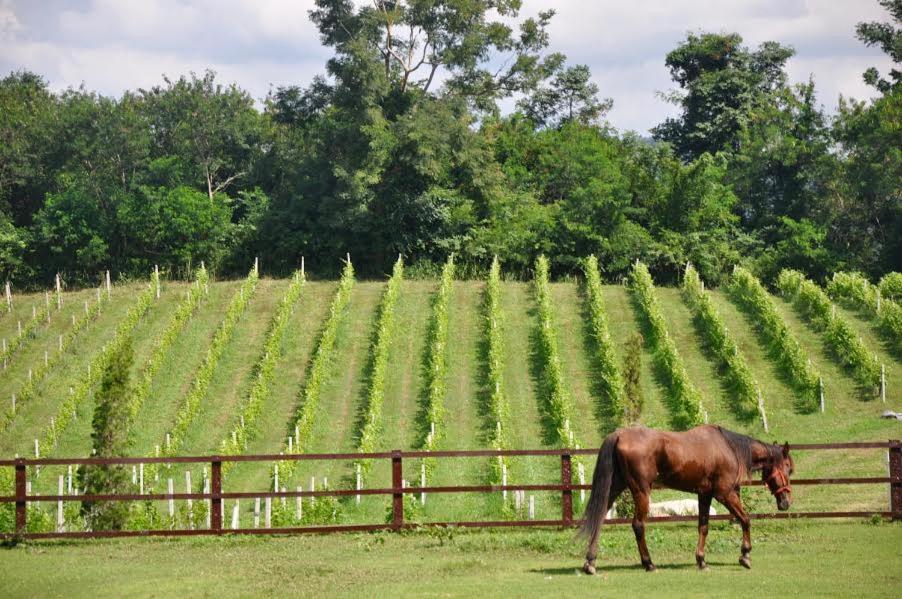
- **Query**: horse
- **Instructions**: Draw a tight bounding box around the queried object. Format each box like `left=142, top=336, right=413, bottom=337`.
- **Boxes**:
left=579, top=425, right=794, bottom=574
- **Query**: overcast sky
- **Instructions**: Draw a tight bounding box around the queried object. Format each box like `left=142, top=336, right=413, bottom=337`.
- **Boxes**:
left=0, top=0, right=895, bottom=134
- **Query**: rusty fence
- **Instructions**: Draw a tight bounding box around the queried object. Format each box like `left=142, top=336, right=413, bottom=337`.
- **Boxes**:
left=1, top=441, right=899, bottom=540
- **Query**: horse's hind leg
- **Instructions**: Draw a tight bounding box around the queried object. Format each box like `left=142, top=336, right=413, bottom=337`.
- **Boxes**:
left=719, top=490, right=752, bottom=569
left=584, top=476, right=625, bottom=574
left=695, top=494, right=713, bottom=570
left=630, top=489, right=655, bottom=572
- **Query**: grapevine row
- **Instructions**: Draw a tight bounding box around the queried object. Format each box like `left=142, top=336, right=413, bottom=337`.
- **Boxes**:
left=278, top=258, right=355, bottom=481
left=485, top=257, right=511, bottom=485
left=629, top=261, right=704, bottom=429
left=126, top=266, right=210, bottom=429
left=682, top=264, right=765, bottom=425
left=582, top=256, right=626, bottom=433
left=354, top=257, right=403, bottom=479
left=219, top=268, right=306, bottom=474
left=40, top=279, right=157, bottom=453
left=1, top=295, right=53, bottom=368
left=827, top=271, right=901, bottom=354
left=0, top=288, right=107, bottom=432
left=777, top=269, right=880, bottom=391
left=726, top=266, right=820, bottom=411
left=534, top=256, right=581, bottom=447
left=161, top=264, right=259, bottom=458
left=415, top=255, right=455, bottom=483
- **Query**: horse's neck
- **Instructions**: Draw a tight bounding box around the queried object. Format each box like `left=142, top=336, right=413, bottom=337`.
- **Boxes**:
left=749, top=441, right=774, bottom=472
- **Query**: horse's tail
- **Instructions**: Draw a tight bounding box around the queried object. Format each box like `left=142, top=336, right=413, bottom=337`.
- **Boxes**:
left=578, top=430, right=620, bottom=541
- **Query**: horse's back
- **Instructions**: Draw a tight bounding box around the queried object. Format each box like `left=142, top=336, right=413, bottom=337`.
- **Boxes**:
left=613, top=425, right=731, bottom=492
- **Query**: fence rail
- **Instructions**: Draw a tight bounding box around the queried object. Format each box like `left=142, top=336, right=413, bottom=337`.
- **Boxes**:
left=2, top=441, right=900, bottom=540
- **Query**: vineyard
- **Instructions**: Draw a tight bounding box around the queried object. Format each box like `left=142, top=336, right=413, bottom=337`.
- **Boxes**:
left=0, top=260, right=899, bottom=533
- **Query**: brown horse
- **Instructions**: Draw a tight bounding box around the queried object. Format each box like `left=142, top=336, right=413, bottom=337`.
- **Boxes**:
left=580, top=425, right=794, bottom=574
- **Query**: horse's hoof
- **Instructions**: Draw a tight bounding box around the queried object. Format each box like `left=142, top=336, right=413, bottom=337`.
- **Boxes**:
left=739, top=557, right=751, bottom=569
left=644, top=563, right=657, bottom=572
left=583, top=562, right=596, bottom=575
left=698, top=563, right=709, bottom=571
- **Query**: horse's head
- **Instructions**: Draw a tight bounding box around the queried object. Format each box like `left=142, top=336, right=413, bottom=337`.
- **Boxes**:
left=763, top=442, right=794, bottom=511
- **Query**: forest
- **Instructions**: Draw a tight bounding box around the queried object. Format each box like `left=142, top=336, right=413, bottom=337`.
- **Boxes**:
left=0, top=0, right=899, bottom=287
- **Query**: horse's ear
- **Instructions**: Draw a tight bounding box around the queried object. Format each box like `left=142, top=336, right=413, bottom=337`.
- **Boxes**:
left=782, top=442, right=790, bottom=457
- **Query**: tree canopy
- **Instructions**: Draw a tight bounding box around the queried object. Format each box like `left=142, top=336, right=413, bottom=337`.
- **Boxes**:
left=0, top=0, right=899, bottom=287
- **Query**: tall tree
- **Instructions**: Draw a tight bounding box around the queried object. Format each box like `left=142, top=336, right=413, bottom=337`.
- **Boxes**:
left=856, top=0, right=901, bottom=93
left=517, top=60, right=611, bottom=128
left=81, top=338, right=134, bottom=531
left=652, top=33, right=794, bottom=161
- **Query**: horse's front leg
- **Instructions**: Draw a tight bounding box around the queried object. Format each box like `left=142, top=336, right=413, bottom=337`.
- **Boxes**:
left=631, top=489, right=655, bottom=572
left=695, top=494, right=713, bottom=570
left=720, top=490, right=752, bottom=569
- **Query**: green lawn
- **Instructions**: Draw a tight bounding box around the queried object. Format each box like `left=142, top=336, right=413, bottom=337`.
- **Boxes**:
left=1, top=520, right=898, bottom=597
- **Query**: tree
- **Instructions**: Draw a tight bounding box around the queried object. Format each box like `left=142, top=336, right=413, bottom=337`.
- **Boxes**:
left=141, top=71, right=263, bottom=200
left=623, top=332, right=643, bottom=424
left=856, top=0, right=901, bottom=93
left=517, top=60, right=611, bottom=128
left=652, top=33, right=794, bottom=161
left=81, top=338, right=134, bottom=531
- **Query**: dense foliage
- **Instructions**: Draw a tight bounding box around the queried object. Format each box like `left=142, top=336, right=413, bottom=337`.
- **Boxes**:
left=0, top=2, right=898, bottom=285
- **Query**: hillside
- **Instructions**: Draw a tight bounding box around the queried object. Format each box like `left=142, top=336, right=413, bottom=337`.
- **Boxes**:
left=1, top=268, right=898, bottom=527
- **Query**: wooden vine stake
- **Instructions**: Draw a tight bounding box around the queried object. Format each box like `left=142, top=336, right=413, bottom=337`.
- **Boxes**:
left=4, top=281, right=10, bottom=312
left=105, top=270, right=111, bottom=298
left=231, top=500, right=240, bottom=529
left=758, top=390, right=769, bottom=433
left=55, top=274, right=62, bottom=310
left=57, top=475, right=64, bottom=532
left=154, top=265, right=161, bottom=299
left=881, top=365, right=886, bottom=404
left=819, top=377, right=825, bottom=413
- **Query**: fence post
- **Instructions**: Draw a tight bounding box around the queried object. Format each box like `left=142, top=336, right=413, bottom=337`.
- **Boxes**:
left=391, top=450, right=403, bottom=531
left=561, top=452, right=573, bottom=526
left=14, top=459, right=26, bottom=537
left=890, top=440, right=901, bottom=522
left=211, top=459, right=223, bottom=531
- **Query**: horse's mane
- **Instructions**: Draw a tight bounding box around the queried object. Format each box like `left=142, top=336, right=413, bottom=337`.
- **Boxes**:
left=715, top=426, right=780, bottom=478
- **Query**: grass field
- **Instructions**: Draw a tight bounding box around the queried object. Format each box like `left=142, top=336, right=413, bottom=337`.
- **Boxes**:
left=1, top=520, right=898, bottom=597
left=0, top=267, right=900, bottom=595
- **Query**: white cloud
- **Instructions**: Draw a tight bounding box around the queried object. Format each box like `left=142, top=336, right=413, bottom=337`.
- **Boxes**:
left=0, top=0, right=895, bottom=131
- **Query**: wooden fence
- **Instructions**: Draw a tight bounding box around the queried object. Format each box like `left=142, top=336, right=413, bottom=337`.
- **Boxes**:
left=1, top=441, right=899, bottom=540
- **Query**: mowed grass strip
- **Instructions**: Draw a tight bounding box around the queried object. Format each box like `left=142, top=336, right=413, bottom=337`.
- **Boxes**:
left=127, top=281, right=238, bottom=457
left=225, top=281, right=336, bottom=498
left=0, top=521, right=897, bottom=597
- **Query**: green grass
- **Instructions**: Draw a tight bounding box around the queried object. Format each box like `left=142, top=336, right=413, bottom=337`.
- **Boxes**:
left=1, top=520, right=898, bottom=597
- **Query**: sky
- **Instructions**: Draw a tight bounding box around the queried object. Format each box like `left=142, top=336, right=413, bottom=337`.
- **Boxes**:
left=0, top=0, right=895, bottom=135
